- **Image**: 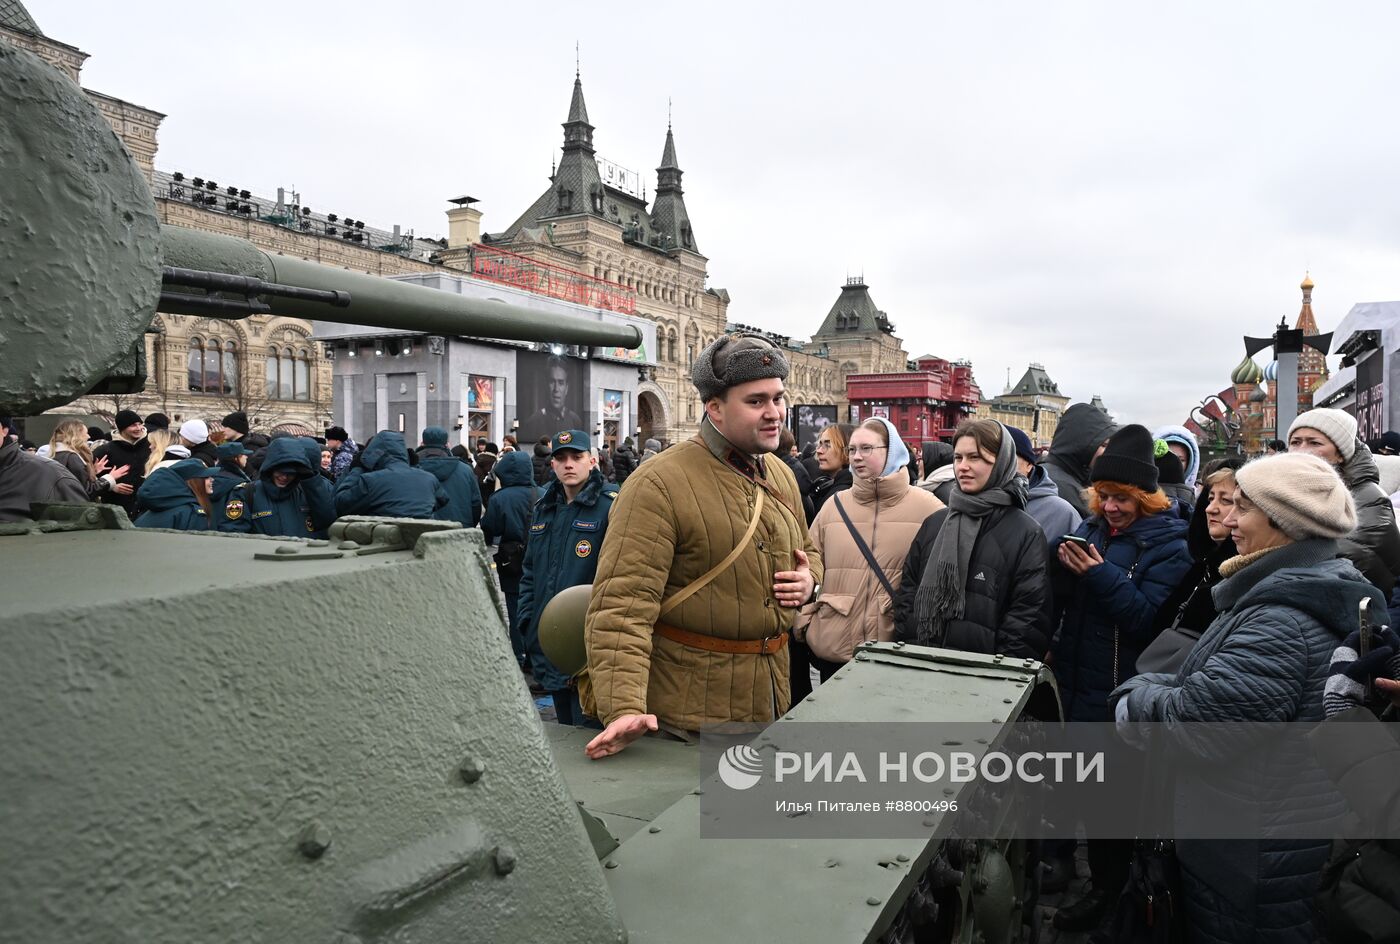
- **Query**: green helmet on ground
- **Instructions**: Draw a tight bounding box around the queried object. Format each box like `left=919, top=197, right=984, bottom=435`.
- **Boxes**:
left=538, top=583, right=592, bottom=676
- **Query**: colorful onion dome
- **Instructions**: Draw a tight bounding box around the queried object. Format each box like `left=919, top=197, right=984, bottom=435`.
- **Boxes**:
left=1231, top=354, right=1264, bottom=385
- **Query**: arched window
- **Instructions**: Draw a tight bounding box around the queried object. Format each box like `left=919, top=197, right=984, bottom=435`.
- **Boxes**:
left=188, top=336, right=238, bottom=393
left=295, top=349, right=310, bottom=401
left=265, top=349, right=279, bottom=398
left=667, top=329, right=678, bottom=363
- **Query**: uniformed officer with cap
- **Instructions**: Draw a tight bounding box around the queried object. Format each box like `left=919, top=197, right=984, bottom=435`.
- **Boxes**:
left=211, top=441, right=252, bottom=514
left=516, top=430, right=619, bottom=725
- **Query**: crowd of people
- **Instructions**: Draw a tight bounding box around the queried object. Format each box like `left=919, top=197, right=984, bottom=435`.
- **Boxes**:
left=4, top=338, right=1400, bottom=943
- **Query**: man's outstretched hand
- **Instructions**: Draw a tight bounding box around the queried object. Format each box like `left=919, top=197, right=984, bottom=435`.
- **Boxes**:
left=585, top=713, right=659, bottom=759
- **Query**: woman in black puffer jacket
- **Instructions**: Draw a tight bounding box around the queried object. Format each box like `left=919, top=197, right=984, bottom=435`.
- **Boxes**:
left=893, top=419, right=1050, bottom=659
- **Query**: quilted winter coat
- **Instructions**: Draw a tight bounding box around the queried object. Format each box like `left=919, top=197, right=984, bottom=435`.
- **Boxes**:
left=1050, top=507, right=1191, bottom=721
left=1338, top=442, right=1400, bottom=595
left=799, top=468, right=942, bottom=663
left=580, top=422, right=822, bottom=730
left=1114, top=539, right=1386, bottom=944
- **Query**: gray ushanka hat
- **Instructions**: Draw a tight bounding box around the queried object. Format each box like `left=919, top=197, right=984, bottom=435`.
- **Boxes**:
left=691, top=334, right=790, bottom=401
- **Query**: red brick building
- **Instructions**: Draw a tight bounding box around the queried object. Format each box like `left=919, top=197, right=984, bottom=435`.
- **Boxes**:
left=847, top=355, right=983, bottom=449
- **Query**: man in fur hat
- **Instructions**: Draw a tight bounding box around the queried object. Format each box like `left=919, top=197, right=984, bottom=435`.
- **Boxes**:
left=581, top=334, right=822, bottom=758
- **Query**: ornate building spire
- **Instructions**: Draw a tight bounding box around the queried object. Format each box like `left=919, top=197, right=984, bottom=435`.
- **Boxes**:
left=649, top=117, right=696, bottom=251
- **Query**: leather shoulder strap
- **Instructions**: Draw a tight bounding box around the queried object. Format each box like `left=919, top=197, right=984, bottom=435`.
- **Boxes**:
left=833, top=493, right=897, bottom=599
left=658, top=489, right=765, bottom=618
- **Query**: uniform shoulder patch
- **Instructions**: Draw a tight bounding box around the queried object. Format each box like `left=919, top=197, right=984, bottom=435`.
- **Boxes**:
left=530, top=522, right=547, bottom=533
left=602, top=487, right=620, bottom=500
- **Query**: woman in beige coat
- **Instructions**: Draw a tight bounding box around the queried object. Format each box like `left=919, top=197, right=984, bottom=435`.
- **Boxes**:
left=798, top=418, right=943, bottom=679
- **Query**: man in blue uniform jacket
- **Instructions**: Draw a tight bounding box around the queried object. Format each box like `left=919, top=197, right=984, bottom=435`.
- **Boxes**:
left=516, top=430, right=619, bottom=725
left=218, top=436, right=337, bottom=538
left=334, top=430, right=448, bottom=519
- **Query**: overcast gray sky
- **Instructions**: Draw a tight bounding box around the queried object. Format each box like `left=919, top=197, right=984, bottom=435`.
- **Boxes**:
left=33, top=0, right=1400, bottom=427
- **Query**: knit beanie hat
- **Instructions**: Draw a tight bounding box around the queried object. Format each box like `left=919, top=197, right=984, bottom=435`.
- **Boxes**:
left=179, top=419, right=209, bottom=445
left=221, top=411, right=250, bottom=436
left=1006, top=426, right=1038, bottom=465
left=114, top=409, right=142, bottom=432
left=1235, top=452, right=1356, bottom=540
left=1154, top=440, right=1186, bottom=486
left=691, top=334, right=789, bottom=401
left=144, top=412, right=171, bottom=432
left=421, top=426, right=449, bottom=447
left=1090, top=424, right=1159, bottom=492
left=1289, top=409, right=1358, bottom=460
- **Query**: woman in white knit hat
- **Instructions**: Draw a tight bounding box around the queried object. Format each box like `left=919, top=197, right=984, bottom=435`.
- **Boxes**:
left=1111, top=452, right=1385, bottom=944
left=1289, top=407, right=1400, bottom=594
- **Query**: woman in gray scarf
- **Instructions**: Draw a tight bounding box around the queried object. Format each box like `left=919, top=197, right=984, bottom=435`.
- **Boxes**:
left=892, top=419, right=1051, bottom=658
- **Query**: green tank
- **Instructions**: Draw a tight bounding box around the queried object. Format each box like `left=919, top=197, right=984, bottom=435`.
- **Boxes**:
left=0, top=40, right=1060, bottom=943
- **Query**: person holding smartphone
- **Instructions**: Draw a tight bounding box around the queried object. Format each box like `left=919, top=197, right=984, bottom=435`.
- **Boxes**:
left=1047, top=423, right=1192, bottom=933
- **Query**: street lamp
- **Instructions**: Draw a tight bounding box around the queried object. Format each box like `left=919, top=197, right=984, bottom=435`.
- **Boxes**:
left=1244, top=317, right=1332, bottom=438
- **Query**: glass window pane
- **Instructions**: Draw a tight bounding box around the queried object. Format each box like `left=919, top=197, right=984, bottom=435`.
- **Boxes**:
left=188, top=343, right=203, bottom=392
left=222, top=349, right=238, bottom=394
left=265, top=354, right=278, bottom=398
left=204, top=341, right=221, bottom=394
left=279, top=353, right=294, bottom=400
left=294, top=355, right=310, bottom=401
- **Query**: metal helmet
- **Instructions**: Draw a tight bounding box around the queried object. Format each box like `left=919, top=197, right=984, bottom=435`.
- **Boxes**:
left=538, top=583, right=592, bottom=676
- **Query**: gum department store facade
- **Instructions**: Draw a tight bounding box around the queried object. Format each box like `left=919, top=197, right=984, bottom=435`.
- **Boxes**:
left=8, top=5, right=905, bottom=442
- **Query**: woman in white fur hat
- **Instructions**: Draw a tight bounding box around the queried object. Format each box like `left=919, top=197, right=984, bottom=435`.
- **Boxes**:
left=1288, top=407, right=1400, bottom=594
left=1111, top=452, right=1385, bottom=944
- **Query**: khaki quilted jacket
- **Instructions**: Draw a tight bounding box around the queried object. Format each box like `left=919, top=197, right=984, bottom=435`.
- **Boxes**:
left=580, top=423, right=822, bottom=729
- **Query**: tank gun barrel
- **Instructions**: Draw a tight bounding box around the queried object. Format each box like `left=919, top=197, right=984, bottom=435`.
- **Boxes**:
left=159, top=226, right=643, bottom=349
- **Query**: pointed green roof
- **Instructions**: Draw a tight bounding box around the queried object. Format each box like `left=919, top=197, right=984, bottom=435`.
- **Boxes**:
left=0, top=0, right=43, bottom=34
left=650, top=124, right=696, bottom=252
left=567, top=74, right=590, bottom=125
left=497, top=73, right=605, bottom=239
left=812, top=278, right=896, bottom=337
left=1006, top=364, right=1063, bottom=399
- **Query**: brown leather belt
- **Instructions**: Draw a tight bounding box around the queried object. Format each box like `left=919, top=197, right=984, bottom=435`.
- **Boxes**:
left=654, top=621, right=789, bottom=655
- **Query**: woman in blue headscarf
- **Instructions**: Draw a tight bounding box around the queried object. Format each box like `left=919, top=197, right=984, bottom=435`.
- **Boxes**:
left=795, top=418, right=944, bottom=682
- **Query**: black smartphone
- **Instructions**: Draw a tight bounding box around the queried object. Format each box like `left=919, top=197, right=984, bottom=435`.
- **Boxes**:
left=1061, top=535, right=1090, bottom=547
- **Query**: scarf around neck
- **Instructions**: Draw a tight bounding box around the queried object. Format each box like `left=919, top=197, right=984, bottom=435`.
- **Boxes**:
left=914, top=424, right=1028, bottom=646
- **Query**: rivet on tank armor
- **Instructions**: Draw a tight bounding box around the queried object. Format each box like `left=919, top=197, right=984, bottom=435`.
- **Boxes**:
left=297, top=821, right=331, bottom=860
left=492, top=846, right=516, bottom=876
left=459, top=757, right=485, bottom=784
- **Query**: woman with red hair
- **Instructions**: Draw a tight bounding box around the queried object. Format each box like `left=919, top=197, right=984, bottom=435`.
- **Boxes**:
left=1048, top=423, right=1192, bottom=933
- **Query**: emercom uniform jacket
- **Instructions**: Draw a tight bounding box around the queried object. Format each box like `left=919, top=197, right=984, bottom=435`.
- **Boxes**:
left=334, top=431, right=448, bottom=519
left=516, top=468, right=618, bottom=692
left=581, top=418, right=823, bottom=730
left=417, top=445, right=483, bottom=527
left=479, top=451, right=540, bottom=593
left=219, top=437, right=336, bottom=538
